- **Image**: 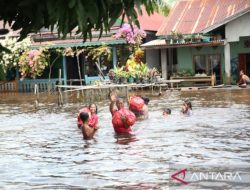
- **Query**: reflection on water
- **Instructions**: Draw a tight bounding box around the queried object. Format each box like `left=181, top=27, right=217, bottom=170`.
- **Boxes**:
left=0, top=89, right=250, bottom=189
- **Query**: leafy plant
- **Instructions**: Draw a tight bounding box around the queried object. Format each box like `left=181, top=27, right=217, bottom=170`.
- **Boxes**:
left=18, top=48, right=49, bottom=79
left=127, top=68, right=137, bottom=78
left=140, top=63, right=149, bottom=78
left=113, top=66, right=124, bottom=78
left=148, top=67, right=160, bottom=78
left=0, top=0, right=160, bottom=41
left=0, top=36, right=31, bottom=73
left=120, top=70, right=129, bottom=79
left=87, top=45, right=111, bottom=63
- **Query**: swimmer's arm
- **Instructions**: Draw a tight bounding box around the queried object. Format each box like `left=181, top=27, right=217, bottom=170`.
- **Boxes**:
left=109, top=101, right=117, bottom=115
left=109, top=92, right=117, bottom=114
left=94, top=123, right=100, bottom=130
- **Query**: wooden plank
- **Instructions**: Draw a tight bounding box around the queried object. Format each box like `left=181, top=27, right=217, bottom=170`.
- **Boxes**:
left=170, top=75, right=215, bottom=86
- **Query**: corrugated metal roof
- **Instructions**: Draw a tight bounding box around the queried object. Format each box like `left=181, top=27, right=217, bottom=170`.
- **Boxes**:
left=31, top=37, right=127, bottom=49
left=202, top=8, right=250, bottom=33
left=157, top=0, right=250, bottom=36
left=141, top=39, right=224, bottom=49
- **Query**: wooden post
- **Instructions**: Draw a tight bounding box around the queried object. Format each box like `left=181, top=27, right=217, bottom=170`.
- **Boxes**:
left=159, top=84, right=162, bottom=96
left=58, top=69, right=63, bottom=106
left=112, top=46, right=117, bottom=68
left=34, top=83, right=39, bottom=109
left=125, top=85, right=129, bottom=103
left=62, top=56, right=67, bottom=86
left=211, top=73, right=216, bottom=86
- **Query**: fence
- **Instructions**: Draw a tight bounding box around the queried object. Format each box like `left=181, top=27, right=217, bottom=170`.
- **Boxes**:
left=18, top=79, right=60, bottom=92
left=0, top=80, right=18, bottom=92
left=1, top=75, right=109, bottom=93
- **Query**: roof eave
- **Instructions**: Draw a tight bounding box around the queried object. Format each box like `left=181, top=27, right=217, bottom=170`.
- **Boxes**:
left=202, top=8, right=250, bottom=34
left=141, top=39, right=224, bottom=50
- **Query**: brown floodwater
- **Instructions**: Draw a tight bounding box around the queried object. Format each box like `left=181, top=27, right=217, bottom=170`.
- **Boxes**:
left=0, top=88, right=250, bottom=189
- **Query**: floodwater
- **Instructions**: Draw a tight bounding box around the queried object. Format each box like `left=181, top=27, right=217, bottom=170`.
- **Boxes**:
left=0, top=88, right=250, bottom=190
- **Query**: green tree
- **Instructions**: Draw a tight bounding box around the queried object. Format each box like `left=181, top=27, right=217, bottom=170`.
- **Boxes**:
left=0, top=0, right=162, bottom=41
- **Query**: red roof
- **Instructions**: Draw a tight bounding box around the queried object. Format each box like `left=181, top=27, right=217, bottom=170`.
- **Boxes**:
left=157, top=0, right=250, bottom=35
left=137, top=7, right=166, bottom=31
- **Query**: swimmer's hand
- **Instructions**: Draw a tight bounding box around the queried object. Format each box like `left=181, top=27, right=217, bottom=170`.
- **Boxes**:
left=110, top=93, right=117, bottom=102
left=121, top=115, right=126, bottom=122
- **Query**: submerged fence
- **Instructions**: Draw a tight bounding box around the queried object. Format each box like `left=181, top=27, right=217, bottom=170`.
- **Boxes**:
left=0, top=79, right=60, bottom=93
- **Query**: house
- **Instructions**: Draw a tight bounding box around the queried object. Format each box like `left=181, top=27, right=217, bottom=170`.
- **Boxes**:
left=0, top=10, right=165, bottom=92
left=142, top=0, right=250, bottom=85
left=31, top=8, right=165, bottom=86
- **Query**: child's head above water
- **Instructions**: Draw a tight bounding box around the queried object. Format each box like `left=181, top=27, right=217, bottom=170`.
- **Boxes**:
left=184, top=100, right=192, bottom=110
left=141, top=96, right=150, bottom=105
left=163, top=108, right=171, bottom=116
left=79, top=112, right=90, bottom=123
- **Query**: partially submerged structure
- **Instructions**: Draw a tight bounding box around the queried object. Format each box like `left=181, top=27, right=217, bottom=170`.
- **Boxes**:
left=0, top=9, right=165, bottom=92
left=142, top=0, right=250, bottom=85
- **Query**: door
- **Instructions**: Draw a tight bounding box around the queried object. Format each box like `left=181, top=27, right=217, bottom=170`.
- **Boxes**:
left=239, top=53, right=250, bottom=78
left=239, top=54, right=246, bottom=74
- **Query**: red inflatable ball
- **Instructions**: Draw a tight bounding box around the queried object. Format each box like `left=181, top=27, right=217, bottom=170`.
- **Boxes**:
left=129, top=96, right=145, bottom=112
left=112, top=108, right=136, bottom=133
left=77, top=107, right=90, bottom=128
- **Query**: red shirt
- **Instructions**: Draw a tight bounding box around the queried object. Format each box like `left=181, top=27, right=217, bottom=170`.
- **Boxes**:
left=112, top=108, right=134, bottom=133
left=77, top=107, right=98, bottom=128
left=88, top=114, right=98, bottom=128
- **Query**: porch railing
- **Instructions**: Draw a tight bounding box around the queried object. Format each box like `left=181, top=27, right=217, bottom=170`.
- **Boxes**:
left=85, top=75, right=110, bottom=85
left=0, top=80, right=18, bottom=92
left=1, top=76, right=110, bottom=93
left=18, top=79, right=60, bottom=92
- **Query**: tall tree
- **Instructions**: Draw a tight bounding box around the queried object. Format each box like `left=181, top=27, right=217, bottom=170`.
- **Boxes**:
left=0, top=0, right=162, bottom=41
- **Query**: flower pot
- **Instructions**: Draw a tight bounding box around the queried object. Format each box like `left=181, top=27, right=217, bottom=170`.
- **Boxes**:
left=113, top=77, right=120, bottom=84
left=135, top=77, right=141, bottom=84
left=150, top=77, right=157, bottom=83
left=202, top=37, right=210, bottom=42
left=120, top=77, right=127, bottom=84
left=128, top=77, right=134, bottom=83
left=141, top=77, right=148, bottom=84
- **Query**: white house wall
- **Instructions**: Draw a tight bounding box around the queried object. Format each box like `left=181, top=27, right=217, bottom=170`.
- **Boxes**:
left=226, top=12, right=250, bottom=42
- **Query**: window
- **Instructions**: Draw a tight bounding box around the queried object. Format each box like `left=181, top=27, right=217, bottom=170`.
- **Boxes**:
left=194, top=55, right=207, bottom=74
left=194, top=54, right=221, bottom=83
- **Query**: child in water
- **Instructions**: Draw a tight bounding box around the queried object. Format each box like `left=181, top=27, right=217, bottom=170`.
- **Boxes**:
left=77, top=103, right=100, bottom=129
left=181, top=100, right=192, bottom=116
left=129, top=96, right=150, bottom=120
left=163, top=108, right=171, bottom=117
left=79, top=112, right=97, bottom=140
left=88, top=103, right=100, bottom=129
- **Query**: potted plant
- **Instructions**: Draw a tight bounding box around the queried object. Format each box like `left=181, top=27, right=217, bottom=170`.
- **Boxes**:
left=184, top=34, right=192, bottom=43
left=148, top=67, right=160, bottom=83
left=128, top=68, right=136, bottom=83
left=113, top=67, right=123, bottom=84
left=177, top=32, right=184, bottom=43
left=120, top=70, right=128, bottom=84
left=140, top=63, right=149, bottom=83
left=108, top=69, right=115, bottom=81
left=171, top=31, right=178, bottom=44
left=133, top=65, right=142, bottom=84
left=194, top=34, right=202, bottom=42
left=202, top=35, right=211, bottom=42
